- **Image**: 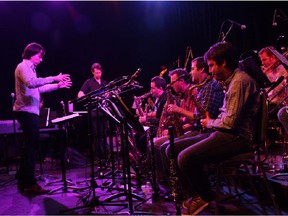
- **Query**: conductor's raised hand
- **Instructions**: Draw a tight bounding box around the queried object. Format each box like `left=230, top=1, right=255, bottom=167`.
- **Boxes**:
left=54, top=73, right=71, bottom=82
left=58, top=80, right=73, bottom=89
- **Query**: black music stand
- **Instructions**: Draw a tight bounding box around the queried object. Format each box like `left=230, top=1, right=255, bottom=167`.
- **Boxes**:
left=60, top=96, right=127, bottom=215
left=239, top=50, right=272, bottom=88
left=101, top=93, right=145, bottom=214
left=46, top=113, right=80, bottom=194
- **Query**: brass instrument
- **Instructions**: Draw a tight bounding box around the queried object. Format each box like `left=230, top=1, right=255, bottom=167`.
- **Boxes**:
left=134, top=97, right=144, bottom=117
left=133, top=92, right=151, bottom=117
left=189, top=75, right=213, bottom=117
left=188, top=75, right=213, bottom=130
left=159, top=68, right=168, bottom=77
left=262, top=60, right=281, bottom=74
left=156, top=82, right=184, bottom=138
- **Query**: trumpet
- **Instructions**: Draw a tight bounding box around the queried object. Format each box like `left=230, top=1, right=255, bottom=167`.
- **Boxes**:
left=262, top=60, right=281, bottom=74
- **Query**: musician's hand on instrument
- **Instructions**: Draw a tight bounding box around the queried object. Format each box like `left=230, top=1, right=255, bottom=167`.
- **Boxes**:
left=162, top=129, right=169, bottom=136
left=200, top=112, right=211, bottom=128
left=167, top=104, right=179, bottom=114
left=182, top=123, right=192, bottom=132
left=139, top=116, right=146, bottom=124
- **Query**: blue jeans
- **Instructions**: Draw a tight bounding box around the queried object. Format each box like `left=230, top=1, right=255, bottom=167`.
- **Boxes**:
left=161, top=130, right=251, bottom=201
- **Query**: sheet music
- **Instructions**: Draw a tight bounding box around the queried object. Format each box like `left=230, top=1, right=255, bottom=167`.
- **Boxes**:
left=51, top=113, right=80, bottom=124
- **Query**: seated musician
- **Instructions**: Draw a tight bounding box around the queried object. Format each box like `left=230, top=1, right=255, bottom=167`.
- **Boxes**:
left=161, top=42, right=260, bottom=215
left=133, top=76, right=167, bottom=154
left=259, top=46, right=288, bottom=147
left=258, top=46, right=288, bottom=115
left=156, top=57, right=224, bottom=185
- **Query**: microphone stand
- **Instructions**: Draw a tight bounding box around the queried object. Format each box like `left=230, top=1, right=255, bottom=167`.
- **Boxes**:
left=221, top=23, right=233, bottom=42
left=11, top=93, right=19, bottom=176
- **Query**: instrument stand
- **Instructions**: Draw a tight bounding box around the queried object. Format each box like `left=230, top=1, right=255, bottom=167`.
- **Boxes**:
left=46, top=121, right=76, bottom=194
left=134, top=125, right=160, bottom=212
left=148, top=126, right=160, bottom=201
left=97, top=119, right=119, bottom=188
left=167, top=126, right=181, bottom=215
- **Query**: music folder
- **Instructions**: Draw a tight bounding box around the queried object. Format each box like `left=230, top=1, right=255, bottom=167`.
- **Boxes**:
left=51, top=113, right=80, bottom=124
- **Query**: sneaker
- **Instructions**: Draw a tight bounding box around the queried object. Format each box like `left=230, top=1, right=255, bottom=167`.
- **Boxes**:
left=182, top=197, right=193, bottom=209
left=188, top=197, right=209, bottom=215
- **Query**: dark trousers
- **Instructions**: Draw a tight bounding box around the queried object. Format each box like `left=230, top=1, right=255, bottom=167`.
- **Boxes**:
left=92, top=110, right=106, bottom=160
left=15, top=111, right=39, bottom=187
left=161, top=131, right=251, bottom=201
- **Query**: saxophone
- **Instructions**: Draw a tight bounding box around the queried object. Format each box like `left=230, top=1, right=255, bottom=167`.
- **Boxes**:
left=156, top=84, right=184, bottom=138
left=189, top=75, right=213, bottom=130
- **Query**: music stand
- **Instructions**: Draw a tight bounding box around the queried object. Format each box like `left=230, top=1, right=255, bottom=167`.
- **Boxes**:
left=60, top=96, right=127, bottom=215
left=46, top=113, right=80, bottom=194
left=239, top=51, right=272, bottom=88
left=36, top=108, right=50, bottom=181
left=100, top=93, right=145, bottom=214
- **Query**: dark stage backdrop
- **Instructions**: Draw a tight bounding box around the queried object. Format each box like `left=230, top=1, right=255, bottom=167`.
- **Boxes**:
left=0, top=1, right=287, bottom=119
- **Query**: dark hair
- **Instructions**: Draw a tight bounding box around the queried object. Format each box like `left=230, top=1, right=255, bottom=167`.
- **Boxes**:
left=168, top=68, right=190, bottom=84
left=151, top=76, right=167, bottom=90
left=204, top=42, right=238, bottom=71
left=22, top=42, right=45, bottom=59
left=258, top=46, right=276, bottom=57
left=91, top=63, right=102, bottom=72
left=192, top=57, right=209, bottom=74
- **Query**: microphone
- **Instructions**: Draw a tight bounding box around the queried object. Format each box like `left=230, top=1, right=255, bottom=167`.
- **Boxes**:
left=131, top=68, right=142, bottom=79
left=11, top=92, right=15, bottom=110
left=267, top=76, right=284, bottom=93
left=272, top=9, right=278, bottom=26
left=60, top=100, right=67, bottom=116
left=227, top=19, right=246, bottom=30
left=177, top=56, right=180, bottom=67
left=125, top=68, right=142, bottom=86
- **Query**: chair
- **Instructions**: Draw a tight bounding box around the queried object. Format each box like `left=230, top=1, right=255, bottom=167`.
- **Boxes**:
left=214, top=89, right=282, bottom=215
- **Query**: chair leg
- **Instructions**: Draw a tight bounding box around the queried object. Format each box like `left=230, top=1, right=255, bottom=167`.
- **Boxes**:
left=258, top=165, right=282, bottom=215
left=215, top=163, right=224, bottom=215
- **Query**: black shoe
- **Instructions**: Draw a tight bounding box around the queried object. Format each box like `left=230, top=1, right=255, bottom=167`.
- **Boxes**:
left=164, top=192, right=174, bottom=202
left=159, top=178, right=168, bottom=186
left=18, top=183, right=50, bottom=195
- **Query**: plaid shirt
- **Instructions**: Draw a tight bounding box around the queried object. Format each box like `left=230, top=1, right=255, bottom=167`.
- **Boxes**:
left=197, top=79, right=224, bottom=119
left=208, top=69, right=260, bottom=141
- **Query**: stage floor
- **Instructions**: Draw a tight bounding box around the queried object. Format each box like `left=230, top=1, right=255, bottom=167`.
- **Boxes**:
left=0, top=158, right=287, bottom=215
